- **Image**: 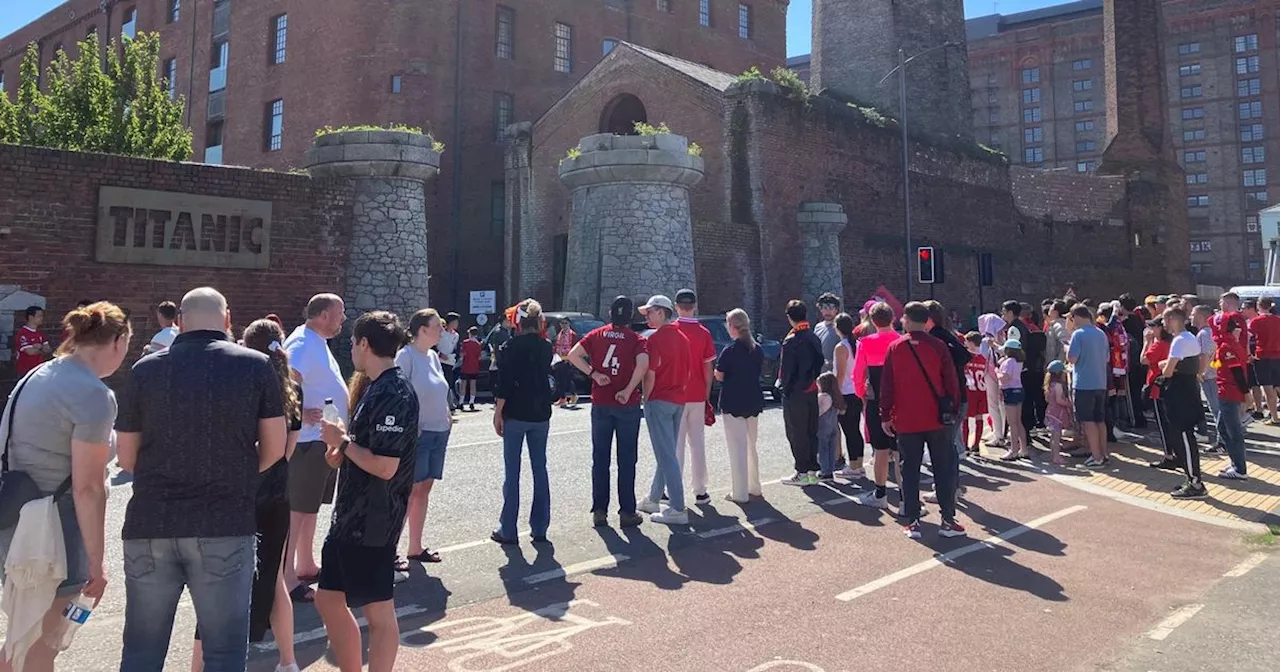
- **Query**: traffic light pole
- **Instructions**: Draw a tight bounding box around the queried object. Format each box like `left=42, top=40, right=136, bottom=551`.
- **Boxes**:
left=898, top=47, right=912, bottom=302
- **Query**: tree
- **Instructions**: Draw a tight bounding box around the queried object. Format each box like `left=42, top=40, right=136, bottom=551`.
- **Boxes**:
left=0, top=32, right=191, bottom=161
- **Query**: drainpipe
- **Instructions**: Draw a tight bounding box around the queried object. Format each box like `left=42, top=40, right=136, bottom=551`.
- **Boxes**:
left=450, top=0, right=465, bottom=307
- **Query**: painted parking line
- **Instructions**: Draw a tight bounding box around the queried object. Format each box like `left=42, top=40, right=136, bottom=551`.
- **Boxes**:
left=834, top=504, right=1088, bottom=602
left=698, top=517, right=779, bottom=539
left=253, top=604, right=429, bottom=651
left=524, top=554, right=631, bottom=585
left=1145, top=604, right=1205, bottom=641
left=448, top=429, right=590, bottom=450
left=1222, top=552, right=1268, bottom=578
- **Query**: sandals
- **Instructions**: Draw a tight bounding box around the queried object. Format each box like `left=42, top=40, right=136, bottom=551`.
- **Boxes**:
left=289, top=584, right=316, bottom=603
left=296, top=571, right=320, bottom=584
left=407, top=549, right=442, bottom=563
left=394, top=556, right=411, bottom=573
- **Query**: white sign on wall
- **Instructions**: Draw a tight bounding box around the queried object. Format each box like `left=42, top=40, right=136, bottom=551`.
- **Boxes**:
left=469, top=290, right=497, bottom=315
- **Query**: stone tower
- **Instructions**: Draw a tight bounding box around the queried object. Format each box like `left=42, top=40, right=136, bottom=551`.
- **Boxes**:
left=812, top=0, right=972, bottom=141
left=1097, top=0, right=1189, bottom=292
left=306, top=129, right=441, bottom=321
left=557, top=132, right=704, bottom=318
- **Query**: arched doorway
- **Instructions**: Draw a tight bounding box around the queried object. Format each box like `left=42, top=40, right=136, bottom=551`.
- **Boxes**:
left=599, top=94, right=648, bottom=135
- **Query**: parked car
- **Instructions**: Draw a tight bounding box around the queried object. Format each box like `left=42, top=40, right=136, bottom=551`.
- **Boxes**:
left=632, top=315, right=781, bottom=402
left=473, top=312, right=605, bottom=398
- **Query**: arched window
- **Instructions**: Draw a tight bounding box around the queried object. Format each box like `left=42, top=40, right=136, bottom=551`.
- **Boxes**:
left=598, top=94, right=647, bottom=135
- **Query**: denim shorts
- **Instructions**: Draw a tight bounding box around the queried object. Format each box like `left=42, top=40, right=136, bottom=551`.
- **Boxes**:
left=0, top=495, right=88, bottom=598
left=1002, top=388, right=1026, bottom=406
left=1073, top=388, right=1107, bottom=423
left=414, top=429, right=450, bottom=482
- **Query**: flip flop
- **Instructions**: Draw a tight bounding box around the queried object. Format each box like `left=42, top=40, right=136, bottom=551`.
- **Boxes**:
left=394, top=556, right=411, bottom=573
left=408, top=549, right=442, bottom=563
left=289, top=584, right=315, bottom=603
left=296, top=572, right=320, bottom=584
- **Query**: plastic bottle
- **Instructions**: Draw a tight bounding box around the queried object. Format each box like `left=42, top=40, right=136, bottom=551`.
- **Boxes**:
left=322, top=398, right=339, bottom=424
left=54, top=593, right=94, bottom=650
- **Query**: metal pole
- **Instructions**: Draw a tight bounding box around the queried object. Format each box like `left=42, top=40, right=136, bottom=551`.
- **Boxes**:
left=900, top=47, right=912, bottom=301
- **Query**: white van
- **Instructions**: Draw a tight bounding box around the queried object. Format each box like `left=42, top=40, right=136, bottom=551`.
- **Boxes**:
left=1226, top=285, right=1280, bottom=300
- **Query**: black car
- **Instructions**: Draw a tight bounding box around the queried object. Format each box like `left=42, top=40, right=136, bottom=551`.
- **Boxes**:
left=633, top=315, right=781, bottom=402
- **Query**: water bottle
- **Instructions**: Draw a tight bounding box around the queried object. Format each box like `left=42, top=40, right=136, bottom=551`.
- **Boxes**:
left=322, top=398, right=340, bottom=424
left=54, top=594, right=94, bottom=650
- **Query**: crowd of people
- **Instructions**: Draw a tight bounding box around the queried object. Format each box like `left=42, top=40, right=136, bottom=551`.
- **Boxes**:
left=0, top=282, right=1271, bottom=671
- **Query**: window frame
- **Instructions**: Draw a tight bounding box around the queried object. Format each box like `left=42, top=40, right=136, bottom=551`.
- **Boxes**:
left=168, top=0, right=180, bottom=24
left=738, top=3, right=751, bottom=39
left=700, top=0, right=712, bottom=27
left=270, top=14, right=288, bottom=65
left=554, top=22, right=573, bottom=73
left=264, top=99, right=284, bottom=152
left=494, top=92, right=514, bottom=142
left=122, top=6, right=137, bottom=39
left=496, top=6, right=516, bottom=60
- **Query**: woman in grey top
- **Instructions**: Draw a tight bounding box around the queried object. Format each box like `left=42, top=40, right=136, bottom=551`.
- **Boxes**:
left=0, top=302, right=130, bottom=671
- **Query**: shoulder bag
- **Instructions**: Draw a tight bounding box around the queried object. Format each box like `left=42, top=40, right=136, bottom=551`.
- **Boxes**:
left=0, top=365, right=72, bottom=530
left=906, top=341, right=957, bottom=426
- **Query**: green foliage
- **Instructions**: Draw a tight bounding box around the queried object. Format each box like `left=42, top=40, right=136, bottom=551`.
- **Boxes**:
left=977, top=143, right=1007, bottom=161
left=687, top=142, right=703, bottom=157
left=736, top=66, right=767, bottom=83
left=314, top=123, right=426, bottom=136
left=770, top=66, right=810, bottom=100
left=633, top=121, right=672, bottom=136
left=846, top=103, right=895, bottom=129
left=0, top=33, right=191, bottom=160
left=563, top=146, right=582, bottom=162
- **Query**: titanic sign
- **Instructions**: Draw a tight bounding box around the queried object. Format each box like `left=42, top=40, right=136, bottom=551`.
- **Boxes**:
left=95, top=187, right=272, bottom=269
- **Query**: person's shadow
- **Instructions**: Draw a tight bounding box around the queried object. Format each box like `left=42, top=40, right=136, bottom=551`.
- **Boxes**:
left=594, top=525, right=688, bottom=590
left=497, top=541, right=582, bottom=617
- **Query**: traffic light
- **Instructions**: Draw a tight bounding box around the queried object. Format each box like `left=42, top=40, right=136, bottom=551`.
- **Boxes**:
left=918, top=246, right=936, bottom=284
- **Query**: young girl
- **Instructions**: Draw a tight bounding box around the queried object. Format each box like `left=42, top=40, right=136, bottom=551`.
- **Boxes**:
left=962, top=332, right=989, bottom=454
left=459, top=326, right=483, bottom=411
left=1043, top=360, right=1074, bottom=465
left=998, top=339, right=1027, bottom=461
left=816, top=371, right=846, bottom=481
left=978, top=313, right=1007, bottom=448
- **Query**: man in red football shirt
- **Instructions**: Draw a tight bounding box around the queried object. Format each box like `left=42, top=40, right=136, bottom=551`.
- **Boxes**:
left=13, top=305, right=52, bottom=376
left=671, top=289, right=717, bottom=504
left=636, top=295, right=692, bottom=525
left=1248, top=297, right=1280, bottom=424
left=1215, top=313, right=1251, bottom=479
left=568, top=296, right=649, bottom=528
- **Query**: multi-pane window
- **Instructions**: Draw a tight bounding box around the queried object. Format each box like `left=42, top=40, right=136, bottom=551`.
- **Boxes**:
left=1235, top=34, right=1259, bottom=53
left=391, top=75, right=402, bottom=93
left=1240, top=101, right=1263, bottom=119
left=1022, top=107, right=1041, bottom=123
left=1179, top=63, right=1201, bottom=76
left=1187, top=195, right=1210, bottom=207
left=164, top=57, right=176, bottom=99
left=1024, top=147, right=1044, bottom=164
left=1077, top=140, right=1096, bottom=152
left=1023, top=127, right=1042, bottom=143
left=1073, top=79, right=1093, bottom=92
left=122, top=7, right=137, bottom=38
left=1248, top=191, right=1269, bottom=204
left=700, top=0, right=711, bottom=27
left=1075, top=120, right=1095, bottom=132
left=210, top=40, right=229, bottom=91
left=270, top=15, right=287, bottom=64
left=494, top=92, right=513, bottom=141
left=1178, top=42, right=1201, bottom=55
left=1190, top=240, right=1213, bottom=252
left=1244, top=146, right=1266, bottom=164
left=658, top=0, right=672, bottom=11
left=265, top=99, right=283, bottom=151
left=496, top=6, right=515, bottom=59
left=1076, top=161, right=1095, bottom=173
left=1022, top=88, right=1040, bottom=104
left=1184, top=150, right=1206, bottom=163
left=1186, top=173, right=1208, bottom=184
left=1241, top=123, right=1264, bottom=141
left=739, top=4, right=751, bottom=39
left=1074, top=100, right=1093, bottom=113
left=1180, top=85, right=1202, bottom=98
left=1182, top=107, right=1204, bottom=120
left=1072, top=58, right=1091, bottom=70
left=1238, top=78, right=1261, bottom=97
left=168, top=0, right=180, bottom=23
left=988, top=110, right=999, bottom=123
left=603, top=39, right=617, bottom=56
left=1021, top=67, right=1040, bottom=84
left=491, top=182, right=506, bottom=236
left=1184, top=129, right=1206, bottom=142
left=1245, top=169, right=1268, bottom=187
left=1236, top=56, right=1260, bottom=74
left=1248, top=215, right=1261, bottom=233
left=554, top=23, right=572, bottom=72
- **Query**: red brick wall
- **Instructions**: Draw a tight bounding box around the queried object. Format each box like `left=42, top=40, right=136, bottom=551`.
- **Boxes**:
left=0, top=144, right=353, bottom=382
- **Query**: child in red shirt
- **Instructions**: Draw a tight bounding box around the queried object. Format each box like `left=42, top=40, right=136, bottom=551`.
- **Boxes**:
left=459, top=326, right=483, bottom=411
left=13, top=306, right=51, bottom=376
left=961, top=332, right=988, bottom=454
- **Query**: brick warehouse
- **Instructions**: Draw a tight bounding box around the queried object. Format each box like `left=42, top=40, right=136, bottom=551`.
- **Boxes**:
left=0, top=0, right=788, bottom=311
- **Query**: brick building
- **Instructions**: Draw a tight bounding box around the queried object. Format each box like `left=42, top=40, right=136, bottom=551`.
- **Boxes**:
left=789, top=0, right=1268, bottom=288
left=0, top=0, right=787, bottom=311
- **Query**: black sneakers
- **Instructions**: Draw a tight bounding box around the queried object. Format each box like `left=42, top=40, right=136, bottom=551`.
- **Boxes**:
left=1170, top=481, right=1208, bottom=499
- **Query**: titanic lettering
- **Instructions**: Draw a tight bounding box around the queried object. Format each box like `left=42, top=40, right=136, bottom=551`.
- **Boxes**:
left=95, top=186, right=273, bottom=269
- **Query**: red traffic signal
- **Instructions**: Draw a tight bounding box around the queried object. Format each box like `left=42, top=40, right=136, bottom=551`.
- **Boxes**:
left=917, top=246, right=936, bottom=284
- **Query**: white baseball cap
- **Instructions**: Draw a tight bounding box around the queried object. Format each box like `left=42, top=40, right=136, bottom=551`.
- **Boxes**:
left=638, top=295, right=674, bottom=314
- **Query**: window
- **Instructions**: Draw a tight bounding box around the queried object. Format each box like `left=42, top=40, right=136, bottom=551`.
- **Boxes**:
left=988, top=110, right=999, bottom=123
left=1235, top=34, right=1258, bottom=53
left=1184, top=150, right=1206, bottom=163
left=1024, top=147, right=1044, bottom=164
left=1077, top=140, right=1096, bottom=152
left=168, top=0, right=180, bottom=23
left=271, top=14, right=287, bottom=64
left=1076, top=161, right=1095, bottom=173
left=1250, top=261, right=1262, bottom=271
left=209, top=40, right=228, bottom=92
left=1184, top=129, right=1206, bottom=142
left=554, top=23, right=572, bottom=73
left=1238, top=78, right=1262, bottom=97
left=1190, top=240, right=1213, bottom=252
left=1187, top=195, right=1210, bottom=207
left=658, top=0, right=672, bottom=11
left=122, top=7, right=136, bottom=39
left=986, top=73, right=997, bottom=85
left=0, top=70, right=4, bottom=92
left=1181, top=107, right=1204, bottom=120
left=1022, top=88, right=1041, bottom=104
left=1024, top=127, right=1042, bottom=143
left=602, top=39, right=618, bottom=56
left=1074, top=100, right=1093, bottom=113
left=739, top=4, right=751, bottom=39
left=1072, top=58, right=1092, bottom=70
left=1248, top=215, right=1261, bottom=233
left=1245, top=169, right=1268, bottom=187
left=1236, top=56, right=1260, bottom=74
left=391, top=75, right=402, bottom=93
left=1021, top=67, right=1040, bottom=84
left=1249, top=191, right=1269, bottom=204
left=496, top=6, right=515, bottom=59
left=1185, top=173, right=1208, bottom=184
left=87, top=25, right=96, bottom=38
left=1075, top=120, right=1095, bottom=132
left=164, top=57, right=176, bottom=99
left=700, top=0, right=711, bottom=27
left=205, top=120, right=224, bottom=164
left=491, top=182, right=506, bottom=236
left=1022, top=107, right=1041, bottom=123
left=1240, top=101, right=1263, bottom=119
left=1178, top=42, right=1200, bottom=55
left=1179, top=63, right=1201, bottom=76
left=494, top=92, right=513, bottom=141
left=265, top=99, right=283, bottom=151
left=1191, top=263, right=1209, bottom=275
left=1073, top=79, right=1093, bottom=92
left=1180, top=85, right=1202, bottom=98
left=1244, top=146, right=1265, bottom=164
left=1242, top=123, right=1264, bottom=141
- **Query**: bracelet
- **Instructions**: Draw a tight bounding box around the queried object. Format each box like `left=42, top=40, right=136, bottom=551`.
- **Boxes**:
left=338, top=439, right=350, bottom=454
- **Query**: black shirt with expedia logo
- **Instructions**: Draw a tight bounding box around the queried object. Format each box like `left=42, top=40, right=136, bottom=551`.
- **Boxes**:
left=327, top=367, right=418, bottom=547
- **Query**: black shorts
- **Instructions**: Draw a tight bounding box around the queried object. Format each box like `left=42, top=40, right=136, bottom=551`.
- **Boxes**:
left=459, top=372, right=479, bottom=381
left=863, top=398, right=898, bottom=451
left=1255, top=358, right=1280, bottom=387
left=1248, top=363, right=1260, bottom=388
left=318, top=539, right=396, bottom=608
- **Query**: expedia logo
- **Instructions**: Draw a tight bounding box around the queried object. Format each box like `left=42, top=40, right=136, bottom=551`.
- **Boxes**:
left=376, top=415, right=404, bottom=433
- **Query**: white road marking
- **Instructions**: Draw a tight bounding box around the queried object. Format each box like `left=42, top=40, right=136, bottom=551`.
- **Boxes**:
left=698, top=517, right=778, bottom=539
left=523, top=554, right=630, bottom=585
left=449, top=429, right=589, bottom=450
left=253, top=604, right=429, bottom=651
left=436, top=530, right=532, bottom=554
left=1044, top=473, right=1267, bottom=533
left=834, top=504, right=1087, bottom=601
left=1145, top=604, right=1205, bottom=641
left=1223, top=552, right=1268, bottom=578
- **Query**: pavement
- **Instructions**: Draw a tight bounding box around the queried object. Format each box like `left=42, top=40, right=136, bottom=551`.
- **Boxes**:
left=2, top=403, right=1277, bottom=671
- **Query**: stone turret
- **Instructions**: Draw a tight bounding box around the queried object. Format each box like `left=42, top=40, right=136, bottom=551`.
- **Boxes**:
left=557, top=133, right=704, bottom=318
left=812, top=0, right=972, bottom=141
left=797, top=202, right=848, bottom=306
left=306, top=129, right=440, bottom=321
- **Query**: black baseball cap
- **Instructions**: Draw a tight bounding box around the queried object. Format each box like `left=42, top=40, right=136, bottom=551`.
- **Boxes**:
left=675, top=289, right=697, bottom=305
left=610, top=296, right=634, bottom=326
left=817, top=292, right=841, bottom=308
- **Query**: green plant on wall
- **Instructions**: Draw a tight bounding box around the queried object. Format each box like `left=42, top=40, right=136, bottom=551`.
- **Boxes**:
left=736, top=66, right=768, bottom=83
left=633, top=121, right=672, bottom=136
left=314, top=124, right=445, bottom=152
left=687, top=142, right=703, bottom=157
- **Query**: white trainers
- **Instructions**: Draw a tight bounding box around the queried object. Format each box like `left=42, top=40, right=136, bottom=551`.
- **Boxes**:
left=637, top=498, right=661, bottom=514
left=856, top=491, right=889, bottom=509
left=1219, top=466, right=1248, bottom=480
left=923, top=491, right=940, bottom=504
left=275, top=664, right=301, bottom=672
left=837, top=465, right=865, bottom=479
left=649, top=507, right=689, bottom=525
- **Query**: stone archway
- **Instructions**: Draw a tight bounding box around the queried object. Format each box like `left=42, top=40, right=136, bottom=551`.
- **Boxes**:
left=598, top=94, right=648, bottom=135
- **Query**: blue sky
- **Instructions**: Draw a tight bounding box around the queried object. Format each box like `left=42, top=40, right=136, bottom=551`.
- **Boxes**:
left=2, top=0, right=1067, bottom=56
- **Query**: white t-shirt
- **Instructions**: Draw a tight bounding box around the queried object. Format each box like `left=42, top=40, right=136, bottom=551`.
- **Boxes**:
left=149, top=325, right=179, bottom=350
left=438, top=329, right=460, bottom=368
left=1169, top=330, right=1201, bottom=360
left=284, top=325, right=349, bottom=443
left=395, top=345, right=452, bottom=433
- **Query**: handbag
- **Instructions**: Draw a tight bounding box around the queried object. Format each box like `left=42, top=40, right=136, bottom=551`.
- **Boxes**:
left=906, top=341, right=957, bottom=426
left=0, top=364, right=72, bottom=530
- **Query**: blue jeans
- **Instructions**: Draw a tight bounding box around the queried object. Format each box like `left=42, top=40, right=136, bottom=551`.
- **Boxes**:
left=816, top=409, right=841, bottom=475
left=644, top=400, right=686, bottom=511
left=897, top=428, right=957, bottom=522
left=1199, top=378, right=1221, bottom=435
left=121, top=536, right=256, bottom=672
left=498, top=418, right=550, bottom=539
left=1218, top=400, right=1248, bottom=474
left=591, top=404, right=642, bottom=514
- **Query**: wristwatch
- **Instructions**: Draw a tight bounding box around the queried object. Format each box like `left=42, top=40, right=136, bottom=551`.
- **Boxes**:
left=337, top=439, right=350, bottom=455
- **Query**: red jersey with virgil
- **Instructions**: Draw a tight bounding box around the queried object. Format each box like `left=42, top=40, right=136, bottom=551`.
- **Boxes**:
left=581, top=325, right=647, bottom=406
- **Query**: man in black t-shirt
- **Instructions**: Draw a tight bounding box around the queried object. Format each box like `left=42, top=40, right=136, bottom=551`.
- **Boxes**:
left=319, top=311, right=418, bottom=672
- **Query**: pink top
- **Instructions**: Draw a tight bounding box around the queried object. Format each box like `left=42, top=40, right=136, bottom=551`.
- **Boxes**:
left=851, top=329, right=900, bottom=399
